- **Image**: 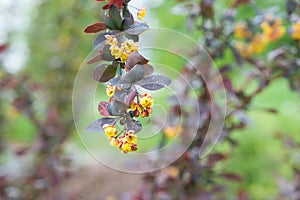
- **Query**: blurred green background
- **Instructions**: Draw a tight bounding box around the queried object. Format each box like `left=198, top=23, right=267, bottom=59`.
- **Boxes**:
left=1, top=0, right=300, bottom=199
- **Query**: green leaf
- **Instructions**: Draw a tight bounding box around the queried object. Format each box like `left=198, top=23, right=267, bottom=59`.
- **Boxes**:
left=125, top=23, right=149, bottom=35
left=105, top=17, right=118, bottom=30
left=86, top=117, right=118, bottom=132
left=136, top=75, right=171, bottom=91
left=122, top=6, right=133, bottom=20
left=108, top=5, right=122, bottom=29
left=93, top=64, right=117, bottom=82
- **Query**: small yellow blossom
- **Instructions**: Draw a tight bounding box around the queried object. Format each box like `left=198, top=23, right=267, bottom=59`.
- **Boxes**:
left=234, top=22, right=252, bottom=39
left=163, top=125, right=181, bottom=138
left=248, top=34, right=268, bottom=54
left=122, top=40, right=138, bottom=53
left=119, top=51, right=129, bottom=62
left=137, top=7, right=147, bottom=20
left=110, top=45, right=121, bottom=59
left=291, top=21, right=300, bottom=40
left=165, top=166, right=180, bottom=179
left=235, top=42, right=251, bottom=58
left=106, top=84, right=115, bottom=97
left=103, top=124, right=118, bottom=137
left=105, top=35, right=118, bottom=46
left=235, top=34, right=268, bottom=58
left=123, top=131, right=137, bottom=144
left=109, top=40, right=138, bottom=62
left=109, top=137, right=119, bottom=147
left=120, top=142, right=138, bottom=153
left=140, top=94, right=154, bottom=108
left=140, top=110, right=149, bottom=118
left=130, top=102, right=138, bottom=110
left=261, top=18, right=286, bottom=41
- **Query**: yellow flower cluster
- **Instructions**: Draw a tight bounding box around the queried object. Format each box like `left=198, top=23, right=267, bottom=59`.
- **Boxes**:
left=103, top=125, right=138, bottom=153
left=235, top=34, right=268, bottom=58
left=129, top=93, right=154, bottom=118
left=137, top=7, right=147, bottom=20
left=105, top=35, right=118, bottom=46
left=106, top=84, right=115, bottom=97
left=234, top=17, right=289, bottom=58
left=234, top=22, right=252, bottom=39
left=103, top=124, right=118, bottom=137
left=105, top=35, right=138, bottom=62
left=260, top=18, right=286, bottom=41
left=291, top=21, right=300, bottom=40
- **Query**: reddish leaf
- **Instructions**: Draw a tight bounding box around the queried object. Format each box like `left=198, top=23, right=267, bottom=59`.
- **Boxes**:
left=97, top=0, right=124, bottom=9
left=220, top=173, right=242, bottom=182
left=98, top=101, right=111, bottom=116
left=238, top=189, right=250, bottom=200
left=125, top=52, right=149, bottom=71
left=200, top=0, right=215, bottom=19
left=231, top=0, right=250, bottom=8
left=207, top=153, right=227, bottom=166
left=87, top=52, right=102, bottom=64
left=0, top=44, right=7, bottom=54
left=84, top=22, right=107, bottom=34
left=93, top=64, right=117, bottom=82
left=223, top=77, right=233, bottom=92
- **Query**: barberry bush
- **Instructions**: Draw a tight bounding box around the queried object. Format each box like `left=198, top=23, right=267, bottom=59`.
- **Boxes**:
left=84, top=0, right=170, bottom=153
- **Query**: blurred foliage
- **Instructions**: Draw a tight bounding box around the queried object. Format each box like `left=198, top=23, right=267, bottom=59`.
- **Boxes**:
left=0, top=0, right=300, bottom=199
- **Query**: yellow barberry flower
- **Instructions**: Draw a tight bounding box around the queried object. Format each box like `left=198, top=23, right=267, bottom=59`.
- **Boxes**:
left=130, top=102, right=138, bottom=110
left=291, top=21, right=300, bottom=40
left=122, top=40, right=138, bottom=53
left=261, top=18, right=286, bottom=41
left=105, top=35, right=118, bottom=46
left=119, top=51, right=129, bottom=62
left=110, top=45, right=121, bottom=59
left=103, top=124, right=118, bottom=137
left=235, top=42, right=251, bottom=58
left=120, top=142, right=138, bottom=153
left=165, top=166, right=180, bottom=179
left=163, top=125, right=181, bottom=138
left=248, top=34, right=268, bottom=54
left=234, top=22, right=252, bottom=39
left=146, top=107, right=152, bottom=115
left=140, top=94, right=154, bottom=108
left=140, top=110, right=149, bottom=118
left=109, top=137, right=119, bottom=147
left=137, top=7, right=147, bottom=20
left=106, top=84, right=115, bottom=97
left=123, top=131, right=137, bottom=144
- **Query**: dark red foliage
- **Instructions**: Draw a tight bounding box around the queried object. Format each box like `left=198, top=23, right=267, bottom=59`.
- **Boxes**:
left=96, top=0, right=124, bottom=10
left=84, top=22, right=107, bottom=33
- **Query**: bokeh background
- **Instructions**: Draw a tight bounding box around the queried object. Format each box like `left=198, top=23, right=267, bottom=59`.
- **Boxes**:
left=1, top=0, right=300, bottom=199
